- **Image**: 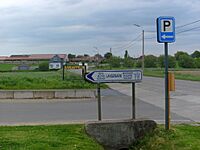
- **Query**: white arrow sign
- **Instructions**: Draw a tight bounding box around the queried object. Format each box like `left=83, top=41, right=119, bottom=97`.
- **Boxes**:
left=161, top=34, right=174, bottom=39
left=85, top=70, right=142, bottom=83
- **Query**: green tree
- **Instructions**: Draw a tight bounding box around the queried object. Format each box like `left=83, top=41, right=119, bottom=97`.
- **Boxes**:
left=194, top=58, right=200, bottom=68
left=109, top=56, right=122, bottom=68
left=124, top=50, right=129, bottom=59
left=158, top=55, right=176, bottom=68
left=144, top=55, right=158, bottom=68
left=84, top=54, right=90, bottom=57
left=123, top=58, right=135, bottom=68
left=157, top=55, right=165, bottom=68
left=68, top=54, right=76, bottom=59
left=191, top=50, right=200, bottom=58
left=104, top=52, right=112, bottom=59
left=178, top=54, right=195, bottom=68
left=136, top=60, right=142, bottom=68
left=175, top=51, right=189, bottom=61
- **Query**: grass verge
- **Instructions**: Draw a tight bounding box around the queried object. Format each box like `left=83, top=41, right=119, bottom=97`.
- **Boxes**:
left=0, top=124, right=199, bottom=150
left=144, top=69, right=200, bottom=81
left=0, top=124, right=103, bottom=150
left=131, top=124, right=200, bottom=150
left=0, top=71, right=107, bottom=89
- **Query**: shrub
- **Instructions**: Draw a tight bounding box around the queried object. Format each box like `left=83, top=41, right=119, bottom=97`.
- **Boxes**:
left=39, top=62, right=49, bottom=71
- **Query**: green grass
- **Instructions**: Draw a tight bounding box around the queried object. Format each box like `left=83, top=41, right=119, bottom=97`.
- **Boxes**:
left=131, top=124, right=200, bottom=150
left=0, top=71, right=107, bottom=90
left=0, top=124, right=103, bottom=150
left=0, top=124, right=199, bottom=150
left=143, top=69, right=164, bottom=78
left=144, top=69, right=200, bottom=81
left=0, top=64, right=17, bottom=71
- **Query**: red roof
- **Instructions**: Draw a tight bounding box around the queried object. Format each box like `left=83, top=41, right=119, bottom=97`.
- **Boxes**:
left=0, top=56, right=9, bottom=60
left=29, top=54, right=67, bottom=59
left=1, top=54, right=68, bottom=61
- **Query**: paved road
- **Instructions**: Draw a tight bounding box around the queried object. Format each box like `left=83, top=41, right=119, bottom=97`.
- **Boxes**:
left=108, top=76, right=200, bottom=122
left=0, top=89, right=191, bottom=125
left=0, top=76, right=198, bottom=125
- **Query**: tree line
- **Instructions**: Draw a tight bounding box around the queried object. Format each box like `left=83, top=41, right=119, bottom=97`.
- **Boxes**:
left=103, top=50, right=200, bottom=69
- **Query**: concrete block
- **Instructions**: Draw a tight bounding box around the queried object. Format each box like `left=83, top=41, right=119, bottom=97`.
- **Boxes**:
left=14, top=91, right=33, bottom=99
left=33, top=91, right=55, bottom=99
left=85, top=119, right=157, bottom=150
left=0, top=91, right=14, bottom=99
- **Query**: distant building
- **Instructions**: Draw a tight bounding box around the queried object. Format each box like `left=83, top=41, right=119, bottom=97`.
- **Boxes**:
left=0, top=54, right=68, bottom=65
left=69, top=54, right=104, bottom=63
left=49, top=55, right=63, bottom=70
left=18, top=65, right=30, bottom=71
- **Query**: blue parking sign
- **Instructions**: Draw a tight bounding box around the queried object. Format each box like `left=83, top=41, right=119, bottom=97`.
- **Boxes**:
left=157, top=16, right=175, bottom=43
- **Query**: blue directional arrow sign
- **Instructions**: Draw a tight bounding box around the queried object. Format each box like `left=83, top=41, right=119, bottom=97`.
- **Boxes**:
left=157, top=16, right=175, bottom=43
left=85, top=70, right=142, bottom=83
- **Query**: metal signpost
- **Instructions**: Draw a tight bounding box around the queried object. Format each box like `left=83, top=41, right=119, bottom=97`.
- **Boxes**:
left=85, top=70, right=142, bottom=121
left=157, top=16, right=175, bottom=130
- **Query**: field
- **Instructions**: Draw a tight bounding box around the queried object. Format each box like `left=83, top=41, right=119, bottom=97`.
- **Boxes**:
left=0, top=71, right=104, bottom=90
left=175, top=70, right=200, bottom=76
left=144, top=69, right=200, bottom=81
left=0, top=124, right=199, bottom=150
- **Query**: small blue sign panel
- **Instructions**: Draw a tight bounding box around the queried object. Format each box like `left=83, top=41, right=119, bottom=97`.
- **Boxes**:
left=157, top=16, right=175, bottom=43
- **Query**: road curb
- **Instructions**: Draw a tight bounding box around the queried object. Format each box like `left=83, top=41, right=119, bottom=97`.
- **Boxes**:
left=0, top=90, right=96, bottom=99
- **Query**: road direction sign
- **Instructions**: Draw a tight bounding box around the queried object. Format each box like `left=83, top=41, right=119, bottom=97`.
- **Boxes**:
left=157, top=16, right=175, bottom=43
left=85, top=70, right=142, bottom=83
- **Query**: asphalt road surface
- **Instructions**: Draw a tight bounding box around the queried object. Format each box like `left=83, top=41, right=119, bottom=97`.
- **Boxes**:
left=0, top=76, right=199, bottom=125
left=108, top=76, right=200, bottom=122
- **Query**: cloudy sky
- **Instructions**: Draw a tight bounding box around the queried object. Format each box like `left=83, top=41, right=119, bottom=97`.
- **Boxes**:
left=0, top=0, right=200, bottom=57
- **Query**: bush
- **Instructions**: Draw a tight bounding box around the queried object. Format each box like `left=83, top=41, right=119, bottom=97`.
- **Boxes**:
left=39, top=62, right=49, bottom=71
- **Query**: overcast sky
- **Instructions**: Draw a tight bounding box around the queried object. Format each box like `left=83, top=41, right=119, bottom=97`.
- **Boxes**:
left=0, top=0, right=200, bottom=57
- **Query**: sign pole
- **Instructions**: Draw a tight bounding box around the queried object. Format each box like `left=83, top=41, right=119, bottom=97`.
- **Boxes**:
left=164, top=42, right=170, bottom=130
left=132, top=83, right=135, bottom=119
left=97, top=83, right=102, bottom=121
left=62, top=63, right=65, bottom=81
left=82, top=62, right=85, bottom=78
left=157, top=16, right=175, bottom=130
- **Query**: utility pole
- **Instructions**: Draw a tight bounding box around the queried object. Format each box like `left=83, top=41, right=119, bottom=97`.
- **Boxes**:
left=93, top=46, right=100, bottom=68
left=133, top=24, right=145, bottom=71
left=142, top=30, right=145, bottom=71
